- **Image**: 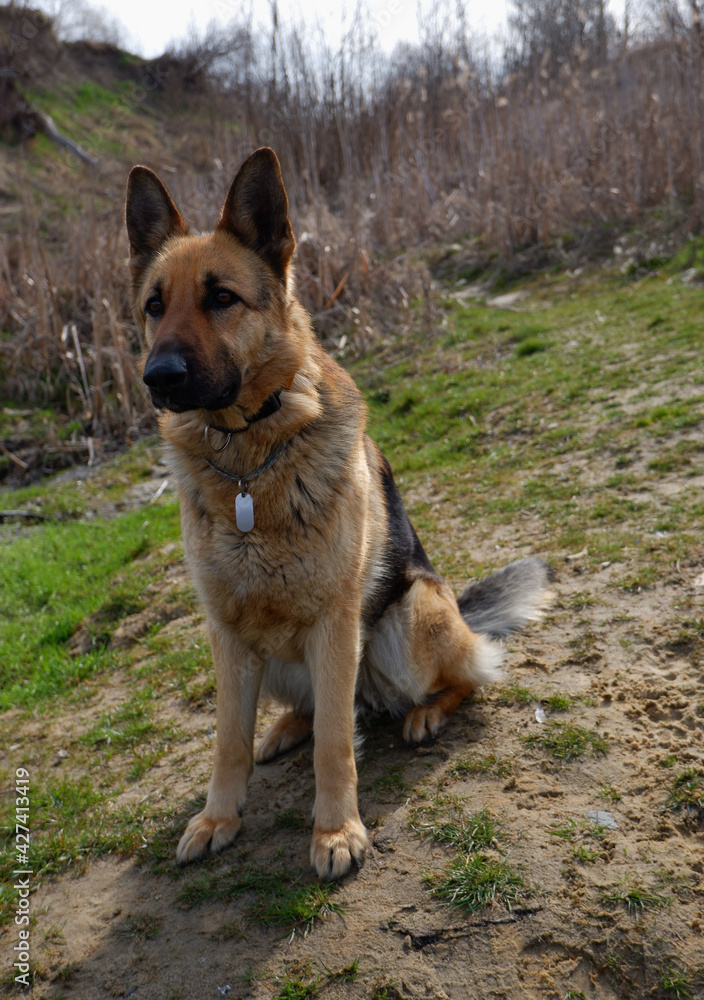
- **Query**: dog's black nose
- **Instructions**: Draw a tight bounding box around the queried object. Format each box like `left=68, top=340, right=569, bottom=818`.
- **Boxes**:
left=143, top=351, right=188, bottom=394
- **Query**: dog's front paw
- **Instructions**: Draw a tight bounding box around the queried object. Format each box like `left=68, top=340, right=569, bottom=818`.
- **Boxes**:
left=176, top=810, right=242, bottom=865
left=310, top=819, right=368, bottom=880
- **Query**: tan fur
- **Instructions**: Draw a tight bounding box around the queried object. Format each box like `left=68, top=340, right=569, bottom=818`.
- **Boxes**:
left=124, top=149, right=517, bottom=880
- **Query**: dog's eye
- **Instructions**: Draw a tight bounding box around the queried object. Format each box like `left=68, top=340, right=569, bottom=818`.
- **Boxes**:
left=145, top=296, right=163, bottom=317
left=212, top=289, right=239, bottom=308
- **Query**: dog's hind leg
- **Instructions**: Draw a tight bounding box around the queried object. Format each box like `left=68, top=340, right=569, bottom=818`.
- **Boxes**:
left=256, top=711, right=313, bottom=763
left=399, top=577, right=503, bottom=745
left=403, top=682, right=475, bottom=744
left=256, top=659, right=314, bottom=762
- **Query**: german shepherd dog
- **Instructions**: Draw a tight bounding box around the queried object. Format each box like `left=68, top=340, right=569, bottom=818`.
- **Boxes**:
left=125, top=148, right=553, bottom=879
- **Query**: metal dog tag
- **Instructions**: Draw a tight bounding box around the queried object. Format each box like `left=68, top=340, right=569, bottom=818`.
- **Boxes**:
left=236, top=492, right=254, bottom=532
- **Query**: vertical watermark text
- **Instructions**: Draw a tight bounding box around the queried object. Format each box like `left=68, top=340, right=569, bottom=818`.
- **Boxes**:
left=12, top=768, right=32, bottom=988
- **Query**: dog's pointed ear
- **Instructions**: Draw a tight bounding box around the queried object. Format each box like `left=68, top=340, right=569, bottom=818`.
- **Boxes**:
left=217, top=147, right=295, bottom=279
left=125, top=166, right=187, bottom=287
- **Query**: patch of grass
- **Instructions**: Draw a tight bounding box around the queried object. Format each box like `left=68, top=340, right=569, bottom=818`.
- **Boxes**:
left=448, top=753, right=512, bottom=779
left=119, top=912, right=163, bottom=939
left=426, top=853, right=529, bottom=913
left=275, top=962, right=319, bottom=1000
left=78, top=690, right=184, bottom=780
left=371, top=975, right=401, bottom=1000
left=599, top=782, right=622, bottom=802
left=660, top=961, right=695, bottom=998
left=665, top=617, right=704, bottom=654
left=633, top=400, right=703, bottom=433
left=274, top=808, right=309, bottom=831
left=495, top=682, right=533, bottom=706
left=181, top=676, right=216, bottom=708
left=210, top=920, right=243, bottom=942
left=565, top=629, right=600, bottom=665
left=572, top=844, right=599, bottom=863
left=177, top=864, right=341, bottom=935
left=617, top=567, right=659, bottom=592
left=566, top=592, right=596, bottom=611
left=542, top=693, right=573, bottom=712
left=322, top=958, right=360, bottom=984
left=515, top=337, right=550, bottom=357
left=665, top=768, right=704, bottom=813
left=416, top=806, right=500, bottom=853
left=251, top=883, right=343, bottom=934
left=0, top=503, right=180, bottom=710
left=0, top=785, right=178, bottom=924
left=522, top=723, right=609, bottom=762
left=548, top=819, right=577, bottom=840
left=81, top=694, right=156, bottom=751
left=369, top=764, right=408, bottom=800
left=599, top=878, right=671, bottom=915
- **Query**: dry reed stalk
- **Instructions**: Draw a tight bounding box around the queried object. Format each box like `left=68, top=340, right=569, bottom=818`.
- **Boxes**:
left=2, top=3, right=704, bottom=473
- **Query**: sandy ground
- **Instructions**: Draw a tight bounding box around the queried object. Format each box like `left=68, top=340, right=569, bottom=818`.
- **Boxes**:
left=3, top=508, right=703, bottom=1000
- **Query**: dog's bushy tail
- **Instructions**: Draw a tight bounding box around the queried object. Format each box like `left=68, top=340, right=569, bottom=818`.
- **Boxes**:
left=458, top=557, right=554, bottom=638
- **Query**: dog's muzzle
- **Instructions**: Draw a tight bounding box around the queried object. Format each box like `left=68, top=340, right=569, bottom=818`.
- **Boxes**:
left=143, top=348, right=241, bottom=412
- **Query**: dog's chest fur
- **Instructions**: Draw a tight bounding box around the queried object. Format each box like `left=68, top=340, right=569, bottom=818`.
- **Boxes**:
left=167, top=394, right=375, bottom=661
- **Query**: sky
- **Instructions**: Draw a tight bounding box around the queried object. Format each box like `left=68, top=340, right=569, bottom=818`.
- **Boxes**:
left=41, top=0, right=630, bottom=59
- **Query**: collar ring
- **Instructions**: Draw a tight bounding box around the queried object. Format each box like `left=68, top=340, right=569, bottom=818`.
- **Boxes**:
left=204, top=424, right=231, bottom=453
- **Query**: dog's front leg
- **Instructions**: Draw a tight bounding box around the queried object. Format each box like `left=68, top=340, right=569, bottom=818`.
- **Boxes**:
left=176, top=622, right=263, bottom=864
left=307, top=600, right=369, bottom=880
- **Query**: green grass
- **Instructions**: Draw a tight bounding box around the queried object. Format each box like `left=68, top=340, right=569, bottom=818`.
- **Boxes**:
left=448, top=753, right=513, bottom=779
left=0, top=503, right=180, bottom=710
left=78, top=690, right=185, bottom=779
left=176, top=864, right=342, bottom=935
left=0, top=778, right=176, bottom=926
left=251, top=883, right=343, bottom=933
left=371, top=975, right=401, bottom=1000
left=274, top=962, right=320, bottom=1000
left=325, top=958, right=359, bottom=983
left=119, top=912, right=163, bottom=939
left=542, top=693, right=573, bottom=712
left=416, top=806, right=500, bottom=853
left=572, top=844, right=599, bottom=863
left=599, top=878, right=671, bottom=915
left=599, top=782, right=622, bottom=802
left=548, top=816, right=609, bottom=865
left=494, top=683, right=533, bottom=706
left=665, top=769, right=704, bottom=813
left=274, top=807, right=309, bottom=831
left=660, top=962, right=695, bottom=999
left=368, top=764, right=408, bottom=800
left=356, top=269, right=704, bottom=598
left=522, top=723, right=609, bottom=762
left=548, top=819, right=578, bottom=840
left=426, top=853, right=529, bottom=913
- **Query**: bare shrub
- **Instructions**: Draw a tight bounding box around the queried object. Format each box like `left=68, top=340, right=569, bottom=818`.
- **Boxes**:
left=3, top=0, right=704, bottom=475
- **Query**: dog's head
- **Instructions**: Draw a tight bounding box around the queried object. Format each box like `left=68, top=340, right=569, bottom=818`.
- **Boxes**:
left=125, top=148, right=304, bottom=416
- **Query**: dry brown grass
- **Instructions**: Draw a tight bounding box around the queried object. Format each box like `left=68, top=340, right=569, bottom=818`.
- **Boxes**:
left=1, top=2, right=703, bottom=471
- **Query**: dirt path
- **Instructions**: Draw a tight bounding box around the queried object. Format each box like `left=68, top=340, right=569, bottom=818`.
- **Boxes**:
left=3, top=533, right=700, bottom=999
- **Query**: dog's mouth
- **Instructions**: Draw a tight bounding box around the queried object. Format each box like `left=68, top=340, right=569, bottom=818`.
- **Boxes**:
left=144, top=351, right=242, bottom=414
left=148, top=379, right=241, bottom=414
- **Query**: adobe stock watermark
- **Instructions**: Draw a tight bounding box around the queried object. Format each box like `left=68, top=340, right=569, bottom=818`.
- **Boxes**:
left=11, top=768, right=32, bottom=989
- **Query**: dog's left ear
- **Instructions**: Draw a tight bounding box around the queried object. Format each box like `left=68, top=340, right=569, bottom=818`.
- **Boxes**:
left=217, top=147, right=295, bottom=280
